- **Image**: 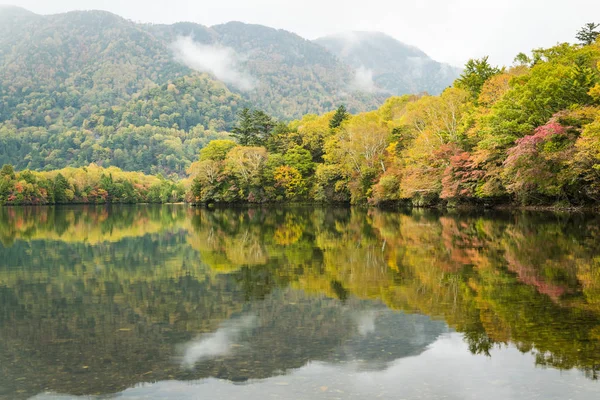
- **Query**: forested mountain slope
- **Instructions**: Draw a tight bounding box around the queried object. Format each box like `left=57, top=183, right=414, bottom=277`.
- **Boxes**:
left=0, top=7, right=386, bottom=128
left=0, top=8, right=192, bottom=128
left=156, top=21, right=383, bottom=117
left=0, top=6, right=458, bottom=176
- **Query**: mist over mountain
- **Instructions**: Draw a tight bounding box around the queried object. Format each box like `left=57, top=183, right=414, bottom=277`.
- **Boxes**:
left=0, top=7, right=460, bottom=122
left=315, top=31, right=462, bottom=95
left=154, top=20, right=383, bottom=117
left=0, top=6, right=461, bottom=175
left=0, top=7, right=389, bottom=126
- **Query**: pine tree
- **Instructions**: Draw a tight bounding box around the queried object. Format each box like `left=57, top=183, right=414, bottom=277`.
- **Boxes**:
left=576, top=23, right=600, bottom=46
left=232, top=108, right=255, bottom=146
left=329, top=105, right=349, bottom=129
left=232, top=108, right=275, bottom=146
left=251, top=110, right=275, bottom=146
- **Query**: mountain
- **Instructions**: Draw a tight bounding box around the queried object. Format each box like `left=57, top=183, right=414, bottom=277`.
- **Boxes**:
left=0, top=4, right=39, bottom=22
left=315, top=31, right=462, bottom=95
left=0, top=8, right=193, bottom=128
left=0, top=7, right=460, bottom=176
left=0, top=7, right=380, bottom=129
left=151, top=20, right=383, bottom=118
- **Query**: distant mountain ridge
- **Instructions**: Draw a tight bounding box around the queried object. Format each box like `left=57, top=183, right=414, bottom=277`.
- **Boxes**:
left=0, top=7, right=460, bottom=124
left=315, top=31, right=462, bottom=95
left=0, top=6, right=461, bottom=175
left=0, top=6, right=382, bottom=127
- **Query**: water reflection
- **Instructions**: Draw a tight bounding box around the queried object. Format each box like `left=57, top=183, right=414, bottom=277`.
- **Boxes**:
left=28, top=335, right=600, bottom=400
left=1, top=205, right=600, bottom=399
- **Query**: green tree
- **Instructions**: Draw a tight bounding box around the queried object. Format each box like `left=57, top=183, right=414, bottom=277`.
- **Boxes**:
left=251, top=110, right=276, bottom=146
left=232, top=108, right=255, bottom=146
left=232, top=108, right=275, bottom=146
left=0, top=165, right=14, bottom=204
left=199, top=140, right=238, bottom=161
left=0, top=164, right=15, bottom=179
left=513, top=52, right=532, bottom=66
left=576, top=23, right=600, bottom=46
left=190, top=177, right=203, bottom=204
left=455, top=57, right=502, bottom=100
left=329, top=105, right=350, bottom=129
left=53, top=173, right=70, bottom=204
left=284, top=146, right=315, bottom=177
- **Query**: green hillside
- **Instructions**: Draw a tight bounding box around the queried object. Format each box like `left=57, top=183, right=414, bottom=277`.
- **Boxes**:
left=0, top=7, right=463, bottom=177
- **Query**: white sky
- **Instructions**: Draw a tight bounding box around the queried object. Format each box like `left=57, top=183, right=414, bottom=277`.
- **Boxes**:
left=1, top=0, right=597, bottom=67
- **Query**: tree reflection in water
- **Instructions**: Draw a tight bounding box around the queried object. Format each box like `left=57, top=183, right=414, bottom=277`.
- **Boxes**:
left=1, top=205, right=600, bottom=398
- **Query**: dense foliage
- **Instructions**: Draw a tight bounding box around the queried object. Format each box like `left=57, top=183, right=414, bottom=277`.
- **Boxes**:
left=0, top=70, right=239, bottom=176
left=189, top=34, right=600, bottom=207
left=0, top=8, right=381, bottom=125
left=0, top=8, right=392, bottom=176
left=2, top=10, right=600, bottom=207
left=0, top=163, right=184, bottom=205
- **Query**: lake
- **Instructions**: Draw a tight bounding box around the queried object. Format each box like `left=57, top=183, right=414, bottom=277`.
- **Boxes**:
left=1, top=205, right=600, bottom=399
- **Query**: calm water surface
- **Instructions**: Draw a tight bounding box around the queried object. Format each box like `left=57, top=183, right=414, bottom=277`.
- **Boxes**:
left=1, top=205, right=600, bottom=399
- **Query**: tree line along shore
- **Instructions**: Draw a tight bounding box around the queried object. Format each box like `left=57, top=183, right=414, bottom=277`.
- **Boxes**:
left=2, top=27, right=600, bottom=208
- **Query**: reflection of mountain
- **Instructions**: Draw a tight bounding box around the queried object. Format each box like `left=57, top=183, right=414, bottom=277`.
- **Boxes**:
left=0, top=261, right=247, bottom=398
left=179, top=290, right=447, bottom=381
left=334, top=310, right=447, bottom=370
left=1, top=206, right=600, bottom=398
left=0, top=281, right=444, bottom=398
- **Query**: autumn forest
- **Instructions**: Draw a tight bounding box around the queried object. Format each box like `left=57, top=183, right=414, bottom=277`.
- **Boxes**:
left=1, top=21, right=600, bottom=208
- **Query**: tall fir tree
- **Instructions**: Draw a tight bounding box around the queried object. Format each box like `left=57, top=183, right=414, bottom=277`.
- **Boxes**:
left=576, top=23, right=600, bottom=46
left=329, top=105, right=349, bottom=129
left=232, top=108, right=255, bottom=146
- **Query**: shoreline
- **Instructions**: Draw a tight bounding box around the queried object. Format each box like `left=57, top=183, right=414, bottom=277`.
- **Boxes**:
left=5, top=201, right=594, bottom=213
left=2, top=198, right=599, bottom=213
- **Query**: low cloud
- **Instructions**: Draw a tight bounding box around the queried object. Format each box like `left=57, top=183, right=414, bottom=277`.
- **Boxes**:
left=351, top=66, right=378, bottom=93
left=179, top=315, right=257, bottom=369
left=171, top=36, right=256, bottom=91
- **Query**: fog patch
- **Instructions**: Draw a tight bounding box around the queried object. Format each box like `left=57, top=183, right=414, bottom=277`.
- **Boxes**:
left=171, top=36, right=256, bottom=91
left=351, top=66, right=378, bottom=93
left=179, top=315, right=257, bottom=369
